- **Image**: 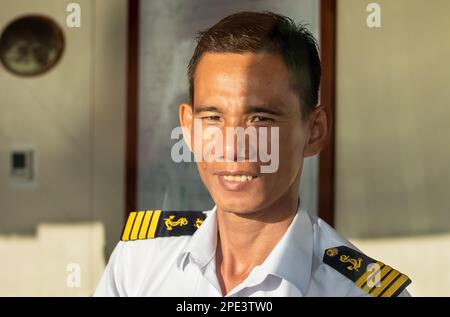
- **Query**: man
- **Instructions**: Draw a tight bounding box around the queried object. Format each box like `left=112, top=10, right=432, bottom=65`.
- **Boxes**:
left=94, top=11, right=411, bottom=297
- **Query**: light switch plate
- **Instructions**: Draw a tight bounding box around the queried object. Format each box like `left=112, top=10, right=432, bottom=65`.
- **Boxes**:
left=10, top=148, right=34, bottom=182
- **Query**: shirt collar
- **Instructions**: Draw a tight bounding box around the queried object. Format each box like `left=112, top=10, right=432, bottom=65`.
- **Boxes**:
left=255, top=208, right=313, bottom=295
left=176, top=206, right=218, bottom=270
left=176, top=204, right=313, bottom=296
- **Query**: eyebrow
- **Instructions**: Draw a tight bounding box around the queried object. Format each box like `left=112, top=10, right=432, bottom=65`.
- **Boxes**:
left=194, top=104, right=286, bottom=116
left=244, top=105, right=285, bottom=116
left=194, top=106, right=222, bottom=114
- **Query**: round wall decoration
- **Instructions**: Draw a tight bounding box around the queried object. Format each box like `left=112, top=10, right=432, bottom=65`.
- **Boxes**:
left=0, top=15, right=64, bottom=76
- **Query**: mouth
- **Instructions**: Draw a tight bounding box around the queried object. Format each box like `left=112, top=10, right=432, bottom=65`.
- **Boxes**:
left=222, top=174, right=256, bottom=182
left=215, top=171, right=259, bottom=190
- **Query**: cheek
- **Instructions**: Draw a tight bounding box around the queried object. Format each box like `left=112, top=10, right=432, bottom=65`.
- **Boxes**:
left=278, top=126, right=305, bottom=163
left=197, top=162, right=210, bottom=175
left=196, top=161, right=219, bottom=190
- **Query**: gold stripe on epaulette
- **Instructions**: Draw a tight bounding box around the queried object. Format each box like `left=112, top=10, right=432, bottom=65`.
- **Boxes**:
left=355, top=261, right=383, bottom=288
left=138, top=211, right=153, bottom=239
left=363, top=265, right=391, bottom=293
left=147, top=210, right=162, bottom=238
left=121, top=211, right=137, bottom=241
left=130, top=211, right=146, bottom=240
left=370, top=269, right=401, bottom=297
left=381, top=274, right=410, bottom=297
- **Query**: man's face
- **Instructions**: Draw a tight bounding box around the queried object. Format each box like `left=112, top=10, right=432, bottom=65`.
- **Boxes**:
left=180, top=52, right=318, bottom=214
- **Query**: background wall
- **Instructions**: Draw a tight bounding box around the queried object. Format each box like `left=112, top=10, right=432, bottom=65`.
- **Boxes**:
left=335, top=0, right=450, bottom=295
left=0, top=0, right=127, bottom=295
left=137, top=0, right=320, bottom=215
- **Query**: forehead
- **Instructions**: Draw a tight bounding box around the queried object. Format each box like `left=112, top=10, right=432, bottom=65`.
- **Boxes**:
left=194, top=52, right=298, bottom=108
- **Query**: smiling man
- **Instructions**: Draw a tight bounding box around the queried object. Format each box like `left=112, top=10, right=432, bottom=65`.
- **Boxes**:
left=94, top=11, right=411, bottom=297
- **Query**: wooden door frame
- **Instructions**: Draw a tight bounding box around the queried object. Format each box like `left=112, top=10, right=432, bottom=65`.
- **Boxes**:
left=125, top=0, right=139, bottom=215
left=319, top=0, right=337, bottom=227
left=125, top=0, right=337, bottom=226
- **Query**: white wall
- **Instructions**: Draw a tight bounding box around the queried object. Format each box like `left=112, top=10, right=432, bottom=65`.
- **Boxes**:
left=0, top=0, right=127, bottom=295
left=336, top=0, right=450, bottom=238
left=336, top=0, right=450, bottom=296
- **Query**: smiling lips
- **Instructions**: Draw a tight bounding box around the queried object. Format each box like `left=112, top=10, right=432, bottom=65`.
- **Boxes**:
left=216, top=172, right=259, bottom=191
left=223, top=175, right=255, bottom=182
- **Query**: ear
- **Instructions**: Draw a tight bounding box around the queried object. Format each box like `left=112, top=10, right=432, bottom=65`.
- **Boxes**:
left=303, top=105, right=329, bottom=157
left=179, top=103, right=194, bottom=152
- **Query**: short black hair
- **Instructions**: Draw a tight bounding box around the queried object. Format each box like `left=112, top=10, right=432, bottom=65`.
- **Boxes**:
left=187, top=11, right=321, bottom=117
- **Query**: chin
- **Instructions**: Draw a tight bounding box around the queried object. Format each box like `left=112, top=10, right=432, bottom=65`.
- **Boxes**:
left=214, top=192, right=267, bottom=215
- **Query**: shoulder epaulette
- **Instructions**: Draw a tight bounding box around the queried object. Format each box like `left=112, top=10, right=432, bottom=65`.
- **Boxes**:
left=121, top=210, right=207, bottom=241
left=323, top=245, right=411, bottom=297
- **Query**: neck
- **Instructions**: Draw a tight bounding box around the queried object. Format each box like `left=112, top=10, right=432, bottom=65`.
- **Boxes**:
left=215, top=177, right=300, bottom=295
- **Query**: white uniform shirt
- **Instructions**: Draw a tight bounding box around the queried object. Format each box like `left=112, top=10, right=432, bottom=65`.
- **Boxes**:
left=94, top=206, right=411, bottom=297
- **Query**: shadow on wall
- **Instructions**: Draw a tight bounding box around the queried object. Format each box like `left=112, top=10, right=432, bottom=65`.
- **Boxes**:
left=0, top=223, right=105, bottom=296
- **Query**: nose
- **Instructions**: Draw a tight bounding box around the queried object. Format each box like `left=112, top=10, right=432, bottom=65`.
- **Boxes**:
left=223, top=127, right=243, bottom=162
left=219, top=122, right=257, bottom=162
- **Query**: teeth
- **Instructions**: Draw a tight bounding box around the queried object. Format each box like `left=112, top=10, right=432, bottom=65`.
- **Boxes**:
left=223, top=175, right=255, bottom=182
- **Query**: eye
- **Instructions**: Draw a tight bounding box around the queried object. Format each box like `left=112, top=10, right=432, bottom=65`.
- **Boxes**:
left=251, top=116, right=274, bottom=123
left=203, top=115, right=221, bottom=121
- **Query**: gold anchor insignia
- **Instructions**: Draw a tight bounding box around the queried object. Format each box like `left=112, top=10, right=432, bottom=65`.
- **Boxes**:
left=164, top=215, right=188, bottom=230
left=339, top=255, right=363, bottom=272
left=326, top=248, right=339, bottom=257
left=194, top=217, right=204, bottom=229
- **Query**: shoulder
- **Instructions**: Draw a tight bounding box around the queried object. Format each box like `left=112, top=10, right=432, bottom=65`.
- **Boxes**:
left=121, top=210, right=207, bottom=241
left=118, top=209, right=207, bottom=263
left=95, top=210, right=206, bottom=296
left=307, top=213, right=411, bottom=297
